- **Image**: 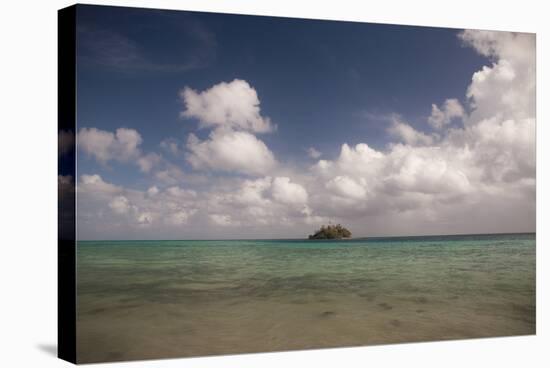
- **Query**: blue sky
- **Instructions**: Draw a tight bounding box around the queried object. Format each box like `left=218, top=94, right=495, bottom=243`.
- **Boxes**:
left=76, top=6, right=486, bottom=184
left=70, top=5, right=535, bottom=239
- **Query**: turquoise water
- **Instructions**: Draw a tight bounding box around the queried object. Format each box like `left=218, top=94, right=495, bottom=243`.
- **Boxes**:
left=77, top=233, right=535, bottom=363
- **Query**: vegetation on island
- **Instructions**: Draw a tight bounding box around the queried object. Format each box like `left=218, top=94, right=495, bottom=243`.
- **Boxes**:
left=308, top=224, right=352, bottom=240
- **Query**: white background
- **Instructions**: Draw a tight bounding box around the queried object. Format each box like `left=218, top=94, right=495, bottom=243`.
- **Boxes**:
left=0, top=0, right=547, bottom=366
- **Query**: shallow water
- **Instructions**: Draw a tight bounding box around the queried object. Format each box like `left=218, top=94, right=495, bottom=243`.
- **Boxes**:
left=76, top=233, right=535, bottom=363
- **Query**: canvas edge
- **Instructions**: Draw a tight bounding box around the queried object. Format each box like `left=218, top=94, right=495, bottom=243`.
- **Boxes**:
left=58, top=4, right=77, bottom=364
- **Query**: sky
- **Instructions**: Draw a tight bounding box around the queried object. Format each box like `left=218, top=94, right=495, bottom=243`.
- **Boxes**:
left=61, top=4, right=536, bottom=240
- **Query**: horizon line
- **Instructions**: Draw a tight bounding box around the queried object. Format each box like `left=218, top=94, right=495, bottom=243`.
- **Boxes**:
left=77, top=231, right=536, bottom=242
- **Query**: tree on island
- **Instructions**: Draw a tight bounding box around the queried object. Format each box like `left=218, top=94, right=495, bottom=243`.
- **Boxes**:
left=308, top=224, right=352, bottom=239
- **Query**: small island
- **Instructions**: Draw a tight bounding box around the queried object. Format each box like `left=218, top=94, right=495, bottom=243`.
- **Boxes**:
left=308, top=224, right=352, bottom=240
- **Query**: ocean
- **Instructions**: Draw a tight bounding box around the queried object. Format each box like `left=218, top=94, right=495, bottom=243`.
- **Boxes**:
left=76, top=233, right=535, bottom=363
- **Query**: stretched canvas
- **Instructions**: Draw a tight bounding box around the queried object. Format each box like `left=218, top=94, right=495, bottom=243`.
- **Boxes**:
left=58, top=4, right=536, bottom=364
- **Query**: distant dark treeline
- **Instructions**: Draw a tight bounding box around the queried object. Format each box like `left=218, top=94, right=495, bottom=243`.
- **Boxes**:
left=308, top=224, right=352, bottom=239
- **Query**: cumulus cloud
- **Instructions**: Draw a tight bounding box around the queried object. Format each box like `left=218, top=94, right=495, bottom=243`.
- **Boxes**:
left=179, top=79, right=279, bottom=178
left=388, top=116, right=434, bottom=145
left=165, top=186, right=197, bottom=199
left=180, top=79, right=275, bottom=133
left=271, top=177, right=308, bottom=205
left=77, top=173, right=309, bottom=238
left=382, top=145, right=472, bottom=195
left=209, top=214, right=234, bottom=227
left=232, top=176, right=272, bottom=207
left=77, top=174, right=200, bottom=236
left=160, top=138, right=181, bottom=155
left=167, top=210, right=195, bottom=225
left=186, top=129, right=276, bottom=175
left=137, top=212, right=154, bottom=226
left=154, top=165, right=186, bottom=185
left=109, top=195, right=131, bottom=214
left=137, top=152, right=162, bottom=173
left=458, top=30, right=535, bottom=183
left=78, top=127, right=166, bottom=175
left=458, top=30, right=535, bottom=63
left=428, top=98, right=465, bottom=129
left=303, top=29, right=535, bottom=233
left=78, top=127, right=142, bottom=164
left=459, top=31, right=535, bottom=124
left=147, top=186, right=159, bottom=196
left=314, top=142, right=384, bottom=179
left=202, top=176, right=312, bottom=229
left=80, top=174, right=122, bottom=195
left=307, top=147, right=322, bottom=159
left=326, top=176, right=367, bottom=199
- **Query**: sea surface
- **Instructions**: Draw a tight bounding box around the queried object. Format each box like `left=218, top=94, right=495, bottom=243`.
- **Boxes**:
left=76, top=233, right=535, bottom=363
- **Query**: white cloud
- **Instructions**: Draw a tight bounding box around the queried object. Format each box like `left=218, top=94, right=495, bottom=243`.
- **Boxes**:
left=307, top=147, right=322, bottom=159
left=109, top=195, right=131, bottom=214
left=302, top=29, right=534, bottom=233
left=459, top=31, right=535, bottom=124
left=458, top=30, right=535, bottom=184
left=154, top=165, right=186, bottom=185
left=167, top=210, right=195, bottom=225
left=160, top=138, right=180, bottom=155
left=388, top=117, right=434, bottom=145
left=467, top=117, right=535, bottom=182
left=180, top=79, right=275, bottom=133
left=80, top=174, right=122, bottom=195
left=137, top=152, right=162, bottom=173
left=147, top=186, right=159, bottom=196
left=271, top=177, right=308, bottom=205
left=137, top=212, right=154, bottom=226
left=165, top=186, right=197, bottom=199
left=458, top=30, right=535, bottom=64
left=196, top=176, right=314, bottom=230
left=186, top=129, right=276, bottom=175
left=209, top=214, right=234, bottom=227
left=78, top=127, right=142, bottom=164
left=428, top=98, right=465, bottom=129
left=78, top=127, right=165, bottom=174
left=314, top=142, right=383, bottom=179
left=233, top=177, right=272, bottom=206
left=179, top=79, right=278, bottom=178
left=77, top=175, right=200, bottom=235
left=383, top=145, right=472, bottom=195
left=326, top=176, right=367, bottom=199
